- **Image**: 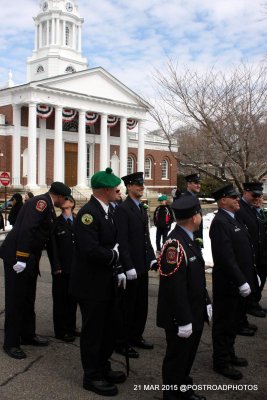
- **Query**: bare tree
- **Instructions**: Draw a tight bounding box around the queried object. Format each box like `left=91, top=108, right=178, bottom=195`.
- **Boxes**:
left=149, top=62, right=267, bottom=190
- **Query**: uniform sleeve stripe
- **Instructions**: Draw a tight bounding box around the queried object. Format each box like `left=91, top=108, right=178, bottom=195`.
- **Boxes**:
left=16, top=251, right=30, bottom=257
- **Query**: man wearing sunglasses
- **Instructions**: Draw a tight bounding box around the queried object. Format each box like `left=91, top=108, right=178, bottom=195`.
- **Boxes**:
left=210, top=184, right=258, bottom=380
left=236, top=182, right=266, bottom=321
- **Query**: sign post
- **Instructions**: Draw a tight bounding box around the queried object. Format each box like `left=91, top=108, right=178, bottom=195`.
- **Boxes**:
left=0, top=171, right=11, bottom=230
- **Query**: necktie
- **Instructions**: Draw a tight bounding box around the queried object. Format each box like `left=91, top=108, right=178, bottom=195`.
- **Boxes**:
left=67, top=218, right=73, bottom=227
left=139, top=203, right=144, bottom=215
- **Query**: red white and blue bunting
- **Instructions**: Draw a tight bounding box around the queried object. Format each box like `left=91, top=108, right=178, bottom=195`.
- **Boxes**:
left=62, top=108, right=77, bottom=122
left=85, top=112, right=99, bottom=126
left=127, top=118, right=137, bottom=130
left=107, top=115, right=119, bottom=127
left=36, top=104, right=53, bottom=119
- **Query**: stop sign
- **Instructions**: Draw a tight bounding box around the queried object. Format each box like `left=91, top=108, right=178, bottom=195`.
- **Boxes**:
left=0, top=171, right=10, bottom=186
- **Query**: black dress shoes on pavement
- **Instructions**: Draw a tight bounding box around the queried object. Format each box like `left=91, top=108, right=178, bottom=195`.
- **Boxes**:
left=131, top=338, right=154, bottom=350
left=246, top=303, right=266, bottom=318
left=83, top=379, right=118, bottom=396
left=55, top=333, right=75, bottom=342
left=115, top=346, right=139, bottom=358
left=237, top=326, right=255, bottom=336
left=231, top=357, right=248, bottom=367
left=3, top=345, right=27, bottom=359
left=213, top=365, right=243, bottom=380
left=104, top=370, right=126, bottom=384
left=21, top=335, right=49, bottom=346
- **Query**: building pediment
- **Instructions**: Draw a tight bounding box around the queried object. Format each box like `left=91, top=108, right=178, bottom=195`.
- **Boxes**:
left=33, top=67, right=149, bottom=109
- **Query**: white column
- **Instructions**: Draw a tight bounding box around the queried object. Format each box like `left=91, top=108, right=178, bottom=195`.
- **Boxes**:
left=46, top=20, right=49, bottom=46
left=107, top=128, right=111, bottom=168
left=137, top=120, right=145, bottom=173
left=52, top=18, right=55, bottom=44
left=34, top=23, right=38, bottom=50
left=72, top=23, right=76, bottom=50
left=119, top=117, right=128, bottom=177
left=38, top=118, right=47, bottom=186
left=27, top=103, right=38, bottom=187
left=63, top=20, right=66, bottom=45
left=100, top=114, right=108, bottom=170
left=77, top=110, right=87, bottom=187
left=12, top=105, right=21, bottom=186
left=78, top=25, right=82, bottom=52
left=38, top=23, right=42, bottom=48
left=54, top=105, right=63, bottom=181
left=56, top=18, right=60, bottom=45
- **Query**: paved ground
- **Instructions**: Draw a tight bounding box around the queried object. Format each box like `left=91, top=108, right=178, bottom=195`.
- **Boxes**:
left=0, top=253, right=266, bottom=400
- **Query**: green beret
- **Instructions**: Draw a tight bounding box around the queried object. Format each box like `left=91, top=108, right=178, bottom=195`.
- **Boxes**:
left=50, top=181, right=71, bottom=197
left=158, top=195, right=167, bottom=202
left=91, top=167, right=121, bottom=189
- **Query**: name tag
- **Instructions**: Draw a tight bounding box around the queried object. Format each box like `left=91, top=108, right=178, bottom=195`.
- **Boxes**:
left=189, top=256, right=196, bottom=262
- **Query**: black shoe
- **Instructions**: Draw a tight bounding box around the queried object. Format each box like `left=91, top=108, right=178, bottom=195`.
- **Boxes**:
left=247, top=323, right=258, bottom=331
left=237, top=327, right=255, bottom=336
left=231, top=357, right=248, bottom=367
left=55, top=333, right=75, bottom=342
left=21, top=335, right=49, bottom=346
left=115, top=346, right=139, bottom=358
left=3, top=345, right=27, bottom=359
left=247, top=308, right=266, bottom=318
left=131, top=338, right=154, bottom=349
left=213, top=365, right=243, bottom=380
left=104, top=370, right=126, bottom=384
left=83, top=379, right=118, bottom=396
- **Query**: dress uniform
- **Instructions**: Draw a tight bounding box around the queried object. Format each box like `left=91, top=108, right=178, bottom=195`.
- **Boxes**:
left=210, top=184, right=258, bottom=380
left=49, top=196, right=78, bottom=342
left=114, top=172, right=157, bottom=357
left=0, top=182, right=71, bottom=359
left=70, top=168, right=126, bottom=397
left=182, top=173, right=203, bottom=245
left=157, top=196, right=210, bottom=400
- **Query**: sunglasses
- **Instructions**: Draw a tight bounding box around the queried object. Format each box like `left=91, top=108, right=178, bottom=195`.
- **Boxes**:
left=115, top=189, right=121, bottom=193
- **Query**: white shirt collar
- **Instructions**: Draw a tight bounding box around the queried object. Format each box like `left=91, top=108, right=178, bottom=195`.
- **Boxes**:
left=93, top=196, right=109, bottom=214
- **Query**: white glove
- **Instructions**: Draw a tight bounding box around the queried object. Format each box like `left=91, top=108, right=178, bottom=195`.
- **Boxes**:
left=177, top=323, right=192, bottom=338
left=238, top=282, right=251, bottom=297
left=126, top=268, right=137, bottom=280
left=150, top=260, right=158, bottom=271
left=113, top=243, right=119, bottom=258
left=13, top=261, right=26, bottom=274
left=207, top=304, right=213, bottom=322
left=257, top=275, right=261, bottom=287
left=117, top=272, right=126, bottom=289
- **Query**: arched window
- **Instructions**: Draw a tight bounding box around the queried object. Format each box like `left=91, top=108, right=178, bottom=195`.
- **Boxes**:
left=37, top=65, right=44, bottom=73
left=162, top=159, right=169, bottom=179
left=65, top=65, right=76, bottom=73
left=127, top=156, right=134, bottom=175
left=65, top=24, right=70, bottom=46
left=145, top=157, right=152, bottom=179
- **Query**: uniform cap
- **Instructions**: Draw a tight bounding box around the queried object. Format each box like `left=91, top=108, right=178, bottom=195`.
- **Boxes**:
left=172, top=195, right=201, bottom=219
left=243, top=182, right=263, bottom=195
left=211, top=184, right=239, bottom=201
left=158, top=195, right=168, bottom=202
left=121, top=172, right=144, bottom=186
left=91, top=167, right=121, bottom=189
left=50, top=182, right=71, bottom=197
left=185, top=173, right=201, bottom=183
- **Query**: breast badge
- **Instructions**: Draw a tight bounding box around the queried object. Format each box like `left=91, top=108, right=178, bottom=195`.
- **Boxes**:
left=81, top=214, right=93, bottom=225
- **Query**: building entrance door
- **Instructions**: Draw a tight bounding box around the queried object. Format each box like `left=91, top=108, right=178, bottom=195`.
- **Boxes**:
left=65, top=143, right=77, bottom=187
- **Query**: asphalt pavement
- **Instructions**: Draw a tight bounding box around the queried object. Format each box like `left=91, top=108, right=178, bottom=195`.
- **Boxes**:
left=0, top=253, right=266, bottom=400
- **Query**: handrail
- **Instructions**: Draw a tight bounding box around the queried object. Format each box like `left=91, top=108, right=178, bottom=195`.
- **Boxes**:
left=71, top=187, right=88, bottom=201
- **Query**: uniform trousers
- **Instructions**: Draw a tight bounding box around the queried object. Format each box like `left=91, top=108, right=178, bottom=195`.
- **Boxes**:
left=52, top=273, right=78, bottom=337
left=4, top=256, right=39, bottom=347
left=212, top=291, right=244, bottom=368
left=116, top=271, right=148, bottom=345
left=162, top=329, right=203, bottom=400
left=79, top=295, right=117, bottom=380
left=156, top=227, right=170, bottom=251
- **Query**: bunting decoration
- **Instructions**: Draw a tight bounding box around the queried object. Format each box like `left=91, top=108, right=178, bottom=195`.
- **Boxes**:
left=85, top=112, right=99, bottom=126
left=127, top=118, right=138, bottom=130
left=62, top=108, right=77, bottom=122
left=36, top=104, right=53, bottom=119
left=107, top=115, right=119, bottom=127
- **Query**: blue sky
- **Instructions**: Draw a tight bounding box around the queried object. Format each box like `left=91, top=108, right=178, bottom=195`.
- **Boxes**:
left=0, top=0, right=266, bottom=104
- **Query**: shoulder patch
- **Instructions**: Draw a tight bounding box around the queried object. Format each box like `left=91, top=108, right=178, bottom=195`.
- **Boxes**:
left=158, top=239, right=185, bottom=277
left=36, top=200, right=47, bottom=212
left=81, top=213, right=93, bottom=225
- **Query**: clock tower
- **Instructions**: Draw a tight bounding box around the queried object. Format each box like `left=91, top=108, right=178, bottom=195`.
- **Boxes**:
left=27, top=0, right=88, bottom=82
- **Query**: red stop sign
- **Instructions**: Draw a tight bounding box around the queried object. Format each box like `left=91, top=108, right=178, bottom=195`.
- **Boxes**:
left=0, top=171, right=10, bottom=186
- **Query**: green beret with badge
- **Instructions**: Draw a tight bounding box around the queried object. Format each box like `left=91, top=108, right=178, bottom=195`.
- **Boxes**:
left=91, top=167, right=121, bottom=189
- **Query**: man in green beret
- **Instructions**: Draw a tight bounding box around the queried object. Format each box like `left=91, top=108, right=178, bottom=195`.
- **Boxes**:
left=0, top=181, right=71, bottom=359
left=70, top=168, right=126, bottom=396
left=153, top=194, right=174, bottom=256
